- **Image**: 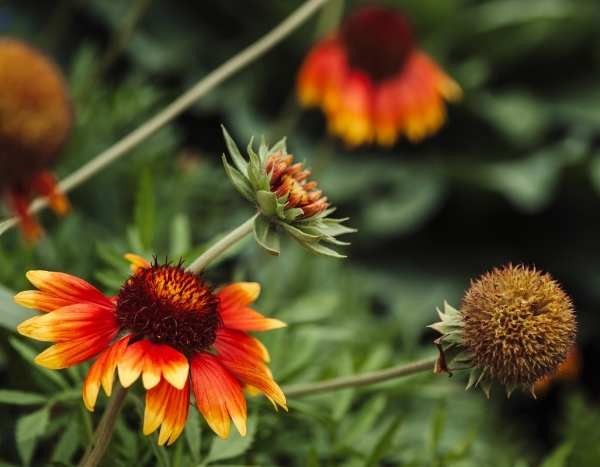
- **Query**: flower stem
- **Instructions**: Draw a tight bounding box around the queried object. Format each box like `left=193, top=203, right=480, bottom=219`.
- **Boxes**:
left=187, top=214, right=257, bottom=274
left=0, top=0, right=332, bottom=238
left=78, top=385, right=128, bottom=467
left=282, top=358, right=435, bottom=398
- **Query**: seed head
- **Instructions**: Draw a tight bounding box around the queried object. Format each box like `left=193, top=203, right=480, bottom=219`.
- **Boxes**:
left=430, top=264, right=577, bottom=396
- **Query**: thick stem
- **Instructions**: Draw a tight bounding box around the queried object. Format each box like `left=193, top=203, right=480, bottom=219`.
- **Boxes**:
left=282, top=358, right=435, bottom=398
left=0, top=0, right=331, bottom=237
left=187, top=214, right=257, bottom=274
left=78, top=385, right=128, bottom=467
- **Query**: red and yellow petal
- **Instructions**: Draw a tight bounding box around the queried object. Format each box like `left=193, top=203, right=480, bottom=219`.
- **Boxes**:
left=33, top=329, right=116, bottom=369
left=22, top=270, right=113, bottom=310
left=191, top=353, right=247, bottom=438
left=214, top=333, right=286, bottom=410
left=297, top=38, right=347, bottom=108
left=14, top=290, right=78, bottom=313
left=32, top=171, right=70, bottom=216
left=17, top=303, right=117, bottom=342
left=215, top=328, right=271, bottom=365
left=218, top=283, right=285, bottom=332
left=83, top=335, right=131, bottom=411
left=218, top=283, right=261, bottom=309
left=144, top=378, right=190, bottom=446
left=117, top=340, right=189, bottom=390
left=124, top=253, right=151, bottom=274
left=328, top=71, right=375, bottom=147
left=220, top=306, right=285, bottom=333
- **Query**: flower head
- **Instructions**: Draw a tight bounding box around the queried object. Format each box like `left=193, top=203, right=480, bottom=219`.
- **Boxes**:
left=430, top=265, right=576, bottom=397
left=297, top=5, right=462, bottom=147
left=221, top=127, right=355, bottom=257
left=0, top=38, right=72, bottom=239
left=15, top=254, right=286, bottom=444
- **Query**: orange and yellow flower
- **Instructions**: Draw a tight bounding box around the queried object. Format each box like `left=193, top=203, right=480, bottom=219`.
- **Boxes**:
left=0, top=38, right=72, bottom=239
left=297, top=6, right=462, bottom=147
left=15, top=255, right=286, bottom=445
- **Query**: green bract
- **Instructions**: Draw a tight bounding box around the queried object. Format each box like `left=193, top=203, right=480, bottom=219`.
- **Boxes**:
left=430, top=302, right=493, bottom=398
left=221, top=126, right=355, bottom=258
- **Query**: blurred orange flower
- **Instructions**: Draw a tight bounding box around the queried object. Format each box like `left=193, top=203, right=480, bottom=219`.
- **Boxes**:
left=0, top=38, right=72, bottom=239
left=297, top=6, right=462, bottom=147
left=534, top=345, right=582, bottom=395
left=15, top=255, right=286, bottom=445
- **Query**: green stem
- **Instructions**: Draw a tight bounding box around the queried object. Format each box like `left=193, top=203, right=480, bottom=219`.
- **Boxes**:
left=187, top=214, right=257, bottom=274
left=282, top=358, right=435, bottom=398
left=78, top=385, right=128, bottom=467
left=0, top=0, right=332, bottom=238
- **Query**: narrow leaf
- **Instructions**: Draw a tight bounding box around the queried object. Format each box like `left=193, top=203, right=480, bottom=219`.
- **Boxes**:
left=221, top=125, right=248, bottom=174
left=0, top=390, right=47, bottom=405
left=16, top=406, right=50, bottom=466
left=222, top=155, right=254, bottom=202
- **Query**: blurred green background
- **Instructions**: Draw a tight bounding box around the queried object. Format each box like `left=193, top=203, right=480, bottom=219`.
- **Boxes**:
left=1, top=0, right=600, bottom=465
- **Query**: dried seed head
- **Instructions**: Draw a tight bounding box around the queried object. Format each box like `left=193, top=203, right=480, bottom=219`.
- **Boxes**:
left=266, top=151, right=329, bottom=218
left=461, top=265, right=576, bottom=387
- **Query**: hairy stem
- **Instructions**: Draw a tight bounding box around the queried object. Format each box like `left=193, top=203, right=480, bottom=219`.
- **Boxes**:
left=282, top=358, right=436, bottom=398
left=78, top=385, right=128, bottom=467
left=0, top=0, right=331, bottom=237
left=187, top=214, right=257, bottom=273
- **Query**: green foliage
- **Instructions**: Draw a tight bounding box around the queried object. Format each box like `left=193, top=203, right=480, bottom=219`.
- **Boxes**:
left=1, top=0, right=599, bottom=465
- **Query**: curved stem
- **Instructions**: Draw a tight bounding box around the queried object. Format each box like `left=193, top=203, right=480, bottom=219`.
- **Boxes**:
left=187, top=214, right=257, bottom=274
left=79, top=385, right=128, bottom=467
left=0, top=0, right=331, bottom=237
left=282, top=358, right=435, bottom=398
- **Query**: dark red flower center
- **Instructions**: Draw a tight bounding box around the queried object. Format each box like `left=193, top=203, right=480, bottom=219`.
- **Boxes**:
left=340, top=6, right=414, bottom=82
left=116, top=262, right=220, bottom=355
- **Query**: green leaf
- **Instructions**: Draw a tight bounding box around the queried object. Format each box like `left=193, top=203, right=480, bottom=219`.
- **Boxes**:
left=0, top=284, right=34, bottom=331
left=253, top=216, right=280, bottom=256
left=134, top=169, right=156, bottom=249
left=430, top=402, right=447, bottom=454
left=222, top=155, right=254, bottom=202
left=9, top=338, right=69, bottom=389
left=302, top=241, right=346, bottom=259
left=185, top=408, right=202, bottom=463
left=221, top=125, right=248, bottom=175
left=0, top=390, right=47, bottom=405
left=16, top=406, right=50, bottom=466
left=205, top=415, right=257, bottom=464
left=365, top=418, right=403, bottom=467
left=51, top=420, right=81, bottom=464
left=281, top=222, right=321, bottom=244
left=336, top=396, right=386, bottom=449
left=540, top=442, right=573, bottom=467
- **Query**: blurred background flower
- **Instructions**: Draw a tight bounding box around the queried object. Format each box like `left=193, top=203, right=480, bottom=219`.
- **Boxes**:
left=0, top=39, right=72, bottom=239
left=297, top=5, right=461, bottom=146
left=0, top=0, right=600, bottom=465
